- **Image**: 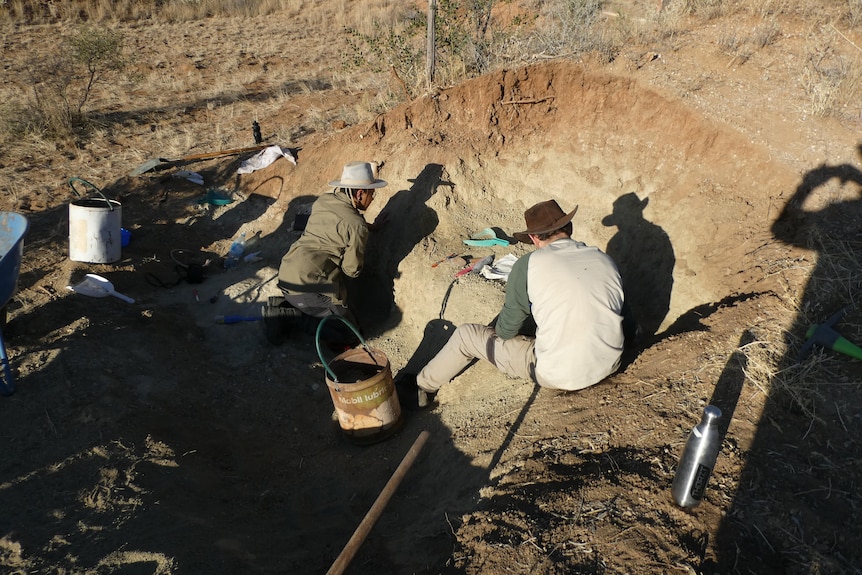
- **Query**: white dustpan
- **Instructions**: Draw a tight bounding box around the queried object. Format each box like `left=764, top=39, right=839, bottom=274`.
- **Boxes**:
left=67, top=273, right=135, bottom=303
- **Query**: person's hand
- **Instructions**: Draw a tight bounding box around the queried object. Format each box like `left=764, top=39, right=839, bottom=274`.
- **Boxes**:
left=368, top=210, right=390, bottom=232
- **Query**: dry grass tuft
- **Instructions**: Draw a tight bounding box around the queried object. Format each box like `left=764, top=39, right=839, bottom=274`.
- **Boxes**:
left=799, top=26, right=862, bottom=119
left=752, top=20, right=781, bottom=49
left=742, top=222, right=862, bottom=420
left=1, top=0, right=860, bottom=144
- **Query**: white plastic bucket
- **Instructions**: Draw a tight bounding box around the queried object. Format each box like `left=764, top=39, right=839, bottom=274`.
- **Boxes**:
left=68, top=178, right=122, bottom=264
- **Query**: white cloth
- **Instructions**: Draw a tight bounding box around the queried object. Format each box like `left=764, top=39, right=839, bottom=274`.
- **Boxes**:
left=236, top=146, right=297, bottom=174
left=480, top=253, right=518, bottom=281
left=527, top=239, right=625, bottom=390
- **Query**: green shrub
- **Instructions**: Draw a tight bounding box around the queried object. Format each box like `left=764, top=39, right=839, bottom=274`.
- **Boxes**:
left=343, top=0, right=619, bottom=99
left=21, top=26, right=129, bottom=139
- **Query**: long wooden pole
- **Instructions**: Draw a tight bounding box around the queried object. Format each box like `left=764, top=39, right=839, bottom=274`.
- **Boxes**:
left=325, top=430, right=431, bottom=575
left=426, top=0, right=436, bottom=89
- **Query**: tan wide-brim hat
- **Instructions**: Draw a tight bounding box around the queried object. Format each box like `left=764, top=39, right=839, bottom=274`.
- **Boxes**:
left=513, top=199, right=578, bottom=244
left=328, top=161, right=388, bottom=189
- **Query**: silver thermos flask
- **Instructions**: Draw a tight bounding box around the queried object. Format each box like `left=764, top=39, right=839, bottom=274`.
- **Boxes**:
left=672, top=405, right=722, bottom=508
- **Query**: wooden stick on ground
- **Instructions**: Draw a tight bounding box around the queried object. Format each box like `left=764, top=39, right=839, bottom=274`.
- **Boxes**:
left=501, top=96, right=555, bottom=105
left=326, top=430, right=431, bottom=575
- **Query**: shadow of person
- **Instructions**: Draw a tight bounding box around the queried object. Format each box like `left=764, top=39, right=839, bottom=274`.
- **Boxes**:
left=257, top=193, right=318, bottom=260
left=348, top=164, right=446, bottom=337
left=602, top=192, right=675, bottom=343
left=398, top=318, right=458, bottom=377
left=708, top=148, right=862, bottom=573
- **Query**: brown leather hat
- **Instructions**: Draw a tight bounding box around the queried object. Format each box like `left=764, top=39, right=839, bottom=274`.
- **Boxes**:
left=513, top=199, right=578, bottom=244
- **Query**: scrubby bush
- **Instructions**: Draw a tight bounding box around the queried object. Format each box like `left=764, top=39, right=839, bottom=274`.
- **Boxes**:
left=12, top=26, right=129, bottom=139
left=343, top=0, right=612, bottom=99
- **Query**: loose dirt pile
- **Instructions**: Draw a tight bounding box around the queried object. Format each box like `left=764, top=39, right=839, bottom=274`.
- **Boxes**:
left=2, top=3, right=862, bottom=574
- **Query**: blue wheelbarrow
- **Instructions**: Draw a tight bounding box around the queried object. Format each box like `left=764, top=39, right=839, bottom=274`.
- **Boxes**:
left=0, top=212, right=29, bottom=396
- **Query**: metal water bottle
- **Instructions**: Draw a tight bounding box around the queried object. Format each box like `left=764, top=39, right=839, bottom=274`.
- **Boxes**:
left=672, top=405, right=722, bottom=508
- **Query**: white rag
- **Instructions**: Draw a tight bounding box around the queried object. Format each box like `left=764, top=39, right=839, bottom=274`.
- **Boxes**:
left=236, top=145, right=297, bottom=174
left=480, top=253, right=518, bottom=281
left=172, top=170, right=204, bottom=185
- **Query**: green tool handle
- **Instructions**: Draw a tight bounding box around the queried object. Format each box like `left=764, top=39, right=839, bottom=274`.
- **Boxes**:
left=805, top=323, right=862, bottom=360
left=832, top=336, right=862, bottom=360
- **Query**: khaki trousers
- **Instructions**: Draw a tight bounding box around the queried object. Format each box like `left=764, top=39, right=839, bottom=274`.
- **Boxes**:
left=282, top=291, right=353, bottom=320
left=416, top=323, right=539, bottom=393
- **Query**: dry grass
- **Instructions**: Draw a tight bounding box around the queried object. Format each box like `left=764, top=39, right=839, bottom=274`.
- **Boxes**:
left=850, top=0, right=862, bottom=26
left=800, top=28, right=862, bottom=118
left=0, top=0, right=406, bottom=26
left=3, top=0, right=861, bottom=138
left=742, top=222, right=862, bottom=420
left=752, top=20, right=781, bottom=49
left=713, top=19, right=781, bottom=66
left=804, top=227, right=862, bottom=314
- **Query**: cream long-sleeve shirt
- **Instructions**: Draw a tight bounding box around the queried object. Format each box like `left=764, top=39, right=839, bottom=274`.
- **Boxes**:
left=496, top=237, right=625, bottom=390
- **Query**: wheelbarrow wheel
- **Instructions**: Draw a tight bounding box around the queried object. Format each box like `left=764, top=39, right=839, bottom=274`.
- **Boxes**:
left=0, top=304, right=7, bottom=331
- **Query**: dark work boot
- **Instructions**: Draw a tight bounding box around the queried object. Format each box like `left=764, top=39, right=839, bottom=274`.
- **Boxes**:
left=261, top=304, right=302, bottom=345
left=268, top=295, right=287, bottom=308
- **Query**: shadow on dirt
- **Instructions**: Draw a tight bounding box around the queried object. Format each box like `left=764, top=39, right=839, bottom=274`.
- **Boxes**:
left=654, top=291, right=770, bottom=342
left=602, top=192, right=675, bottom=342
left=398, top=318, right=458, bottom=377
left=448, top=442, right=671, bottom=574
left=708, top=148, right=862, bottom=573
left=706, top=330, right=753, bottom=443
left=349, top=163, right=446, bottom=337
left=0, top=169, right=493, bottom=575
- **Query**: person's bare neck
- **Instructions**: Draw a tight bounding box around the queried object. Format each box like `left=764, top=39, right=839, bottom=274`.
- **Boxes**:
left=533, top=231, right=569, bottom=248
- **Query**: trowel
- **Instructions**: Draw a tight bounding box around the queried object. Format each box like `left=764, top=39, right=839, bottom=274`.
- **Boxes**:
left=67, top=274, right=135, bottom=304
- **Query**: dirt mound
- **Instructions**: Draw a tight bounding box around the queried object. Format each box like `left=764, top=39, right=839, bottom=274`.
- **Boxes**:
left=3, top=10, right=862, bottom=575
left=243, top=61, right=799, bottom=342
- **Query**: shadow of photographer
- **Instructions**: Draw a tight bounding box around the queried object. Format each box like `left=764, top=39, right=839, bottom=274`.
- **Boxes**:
left=707, top=145, right=862, bottom=572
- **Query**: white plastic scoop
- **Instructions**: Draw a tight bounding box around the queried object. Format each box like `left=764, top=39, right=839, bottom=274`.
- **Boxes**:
left=67, top=273, right=135, bottom=303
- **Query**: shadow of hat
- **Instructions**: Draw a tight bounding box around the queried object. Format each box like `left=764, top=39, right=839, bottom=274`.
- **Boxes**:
left=601, top=193, right=649, bottom=227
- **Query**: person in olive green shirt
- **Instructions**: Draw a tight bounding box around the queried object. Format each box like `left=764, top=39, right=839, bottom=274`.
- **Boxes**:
left=264, top=161, right=387, bottom=344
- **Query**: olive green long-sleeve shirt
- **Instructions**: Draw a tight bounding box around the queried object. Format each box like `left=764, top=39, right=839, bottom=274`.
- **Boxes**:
left=277, top=190, right=368, bottom=305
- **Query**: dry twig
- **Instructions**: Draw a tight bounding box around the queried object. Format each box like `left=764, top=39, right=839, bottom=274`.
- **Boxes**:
left=501, top=97, right=555, bottom=105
